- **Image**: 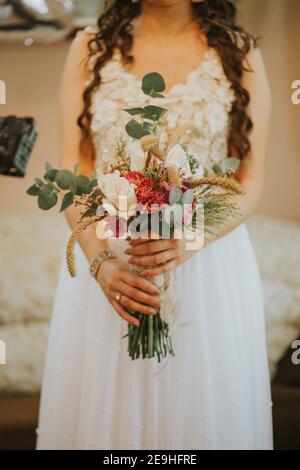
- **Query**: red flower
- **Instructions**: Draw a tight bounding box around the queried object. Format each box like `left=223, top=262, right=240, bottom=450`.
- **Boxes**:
left=123, top=171, right=145, bottom=186
left=123, top=171, right=170, bottom=208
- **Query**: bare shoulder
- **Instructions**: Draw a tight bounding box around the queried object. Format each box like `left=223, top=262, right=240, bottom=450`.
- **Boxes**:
left=244, top=47, right=271, bottom=97
left=63, top=27, right=98, bottom=80
left=243, top=46, right=271, bottom=117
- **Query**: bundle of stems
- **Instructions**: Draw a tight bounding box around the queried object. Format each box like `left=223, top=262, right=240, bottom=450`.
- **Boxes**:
left=126, top=310, right=174, bottom=362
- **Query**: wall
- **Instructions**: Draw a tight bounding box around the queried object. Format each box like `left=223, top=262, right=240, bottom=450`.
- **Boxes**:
left=0, top=0, right=299, bottom=221
left=239, top=0, right=300, bottom=222
left=0, top=42, right=69, bottom=214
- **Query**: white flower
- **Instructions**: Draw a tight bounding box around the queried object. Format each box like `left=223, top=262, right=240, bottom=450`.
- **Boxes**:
left=127, top=139, right=146, bottom=172
left=166, top=144, right=192, bottom=178
left=97, top=170, right=137, bottom=214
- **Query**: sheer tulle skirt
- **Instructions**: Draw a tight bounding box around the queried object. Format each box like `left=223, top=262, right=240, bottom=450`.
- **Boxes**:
left=37, top=224, right=273, bottom=450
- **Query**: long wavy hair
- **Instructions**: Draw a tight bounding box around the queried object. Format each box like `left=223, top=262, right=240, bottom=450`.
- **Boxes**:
left=78, top=0, right=257, bottom=160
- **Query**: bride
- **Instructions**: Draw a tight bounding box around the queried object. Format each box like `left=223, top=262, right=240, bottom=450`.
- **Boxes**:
left=37, top=0, right=273, bottom=450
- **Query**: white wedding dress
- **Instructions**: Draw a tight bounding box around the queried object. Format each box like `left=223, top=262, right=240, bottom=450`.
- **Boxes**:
left=37, top=37, right=273, bottom=450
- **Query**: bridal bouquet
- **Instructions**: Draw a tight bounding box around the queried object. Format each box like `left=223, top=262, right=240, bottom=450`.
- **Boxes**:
left=27, top=72, right=243, bottom=362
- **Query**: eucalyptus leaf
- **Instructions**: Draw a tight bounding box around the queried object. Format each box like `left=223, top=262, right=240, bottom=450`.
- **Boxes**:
left=130, top=212, right=149, bottom=235
left=142, top=72, right=166, bottom=98
left=76, top=175, right=90, bottom=195
left=142, top=122, right=153, bottom=132
left=55, top=169, right=74, bottom=190
left=143, top=105, right=167, bottom=121
left=220, top=157, right=240, bottom=174
left=35, top=177, right=44, bottom=188
left=182, top=189, right=194, bottom=206
left=27, top=184, right=41, bottom=196
left=123, top=107, right=145, bottom=116
left=89, top=178, right=98, bottom=191
left=38, top=184, right=58, bottom=210
left=69, top=177, right=78, bottom=195
left=45, top=162, right=52, bottom=172
left=44, top=168, right=58, bottom=182
left=212, top=164, right=222, bottom=176
left=60, top=191, right=74, bottom=212
left=169, top=187, right=182, bottom=205
left=82, top=207, right=97, bottom=218
left=151, top=92, right=165, bottom=99
left=125, top=119, right=151, bottom=139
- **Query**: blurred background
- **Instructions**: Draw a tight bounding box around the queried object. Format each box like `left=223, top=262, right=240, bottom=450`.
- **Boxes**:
left=0, top=0, right=299, bottom=450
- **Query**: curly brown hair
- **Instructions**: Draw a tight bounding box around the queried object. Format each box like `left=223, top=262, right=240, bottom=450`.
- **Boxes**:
left=78, top=0, right=257, bottom=160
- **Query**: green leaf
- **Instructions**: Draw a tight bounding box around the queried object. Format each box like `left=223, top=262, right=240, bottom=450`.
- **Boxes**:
left=44, top=168, right=58, bottom=182
left=143, top=105, right=167, bottom=121
left=38, top=184, right=58, bottom=210
left=69, top=177, right=78, bottom=195
left=182, top=189, right=194, bottom=205
left=60, top=191, right=74, bottom=212
left=76, top=175, right=90, bottom=195
left=125, top=119, right=151, bottom=139
left=212, top=164, right=222, bottom=176
left=55, top=169, right=74, bottom=190
left=220, top=157, right=240, bottom=174
left=142, top=122, right=153, bottom=132
left=169, top=187, right=182, bottom=205
left=82, top=206, right=97, bottom=218
left=74, top=163, right=80, bottom=175
left=89, top=178, right=98, bottom=191
left=45, top=162, right=52, bottom=172
left=27, top=184, right=41, bottom=196
left=142, top=72, right=166, bottom=98
left=123, top=107, right=145, bottom=116
left=35, top=177, right=44, bottom=188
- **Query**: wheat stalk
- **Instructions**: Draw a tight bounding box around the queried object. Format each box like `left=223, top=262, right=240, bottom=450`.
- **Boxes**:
left=66, top=216, right=100, bottom=277
left=167, top=166, right=182, bottom=188
left=140, top=135, right=158, bottom=151
left=185, top=176, right=244, bottom=195
left=149, top=146, right=166, bottom=161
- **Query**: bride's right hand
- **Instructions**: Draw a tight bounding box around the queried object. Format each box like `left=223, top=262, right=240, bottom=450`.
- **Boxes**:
left=97, top=259, right=161, bottom=327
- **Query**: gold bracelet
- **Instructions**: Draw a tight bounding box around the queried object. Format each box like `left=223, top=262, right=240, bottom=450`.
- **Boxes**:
left=90, top=249, right=116, bottom=280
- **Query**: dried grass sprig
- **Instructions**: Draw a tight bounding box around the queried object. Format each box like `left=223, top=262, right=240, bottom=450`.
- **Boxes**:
left=149, top=146, right=166, bottom=161
left=140, top=135, right=158, bottom=151
left=185, top=176, right=244, bottom=195
left=167, top=166, right=182, bottom=188
left=74, top=187, right=104, bottom=210
left=66, top=216, right=101, bottom=277
left=110, top=161, right=130, bottom=173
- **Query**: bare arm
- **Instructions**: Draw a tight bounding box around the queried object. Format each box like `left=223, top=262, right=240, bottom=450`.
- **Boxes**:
left=59, top=30, right=105, bottom=263
left=127, top=48, right=272, bottom=276
left=60, top=31, right=160, bottom=324
left=226, top=46, right=271, bottom=228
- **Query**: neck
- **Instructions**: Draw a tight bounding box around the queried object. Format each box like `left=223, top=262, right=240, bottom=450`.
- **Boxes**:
left=138, top=1, right=198, bottom=38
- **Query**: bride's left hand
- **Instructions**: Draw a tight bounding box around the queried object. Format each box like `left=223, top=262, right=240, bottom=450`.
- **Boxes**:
left=126, top=238, right=193, bottom=277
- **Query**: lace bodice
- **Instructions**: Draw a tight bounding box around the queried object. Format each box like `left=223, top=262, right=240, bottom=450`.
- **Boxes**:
left=89, top=43, right=235, bottom=172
